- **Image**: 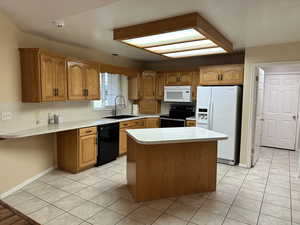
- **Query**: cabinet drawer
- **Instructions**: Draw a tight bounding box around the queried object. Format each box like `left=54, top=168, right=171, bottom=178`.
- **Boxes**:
left=79, top=126, right=97, bottom=136
left=186, top=120, right=196, bottom=127
left=120, top=120, right=136, bottom=129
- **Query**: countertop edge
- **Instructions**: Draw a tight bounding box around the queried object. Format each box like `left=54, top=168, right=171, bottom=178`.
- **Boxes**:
left=127, top=135, right=228, bottom=145
left=0, top=115, right=160, bottom=139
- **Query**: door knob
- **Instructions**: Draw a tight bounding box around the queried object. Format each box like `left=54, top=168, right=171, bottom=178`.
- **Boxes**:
left=293, top=115, right=297, bottom=120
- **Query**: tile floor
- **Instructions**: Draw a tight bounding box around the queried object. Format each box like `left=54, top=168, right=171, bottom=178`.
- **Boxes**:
left=3, top=147, right=300, bottom=225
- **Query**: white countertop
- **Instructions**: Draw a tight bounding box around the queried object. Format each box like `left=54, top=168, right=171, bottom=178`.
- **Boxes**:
left=0, top=115, right=159, bottom=139
left=126, top=127, right=228, bottom=145
left=186, top=116, right=196, bottom=121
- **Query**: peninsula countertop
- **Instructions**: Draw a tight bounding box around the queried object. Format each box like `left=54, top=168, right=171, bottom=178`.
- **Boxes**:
left=126, top=127, right=228, bottom=145
left=0, top=115, right=159, bottom=139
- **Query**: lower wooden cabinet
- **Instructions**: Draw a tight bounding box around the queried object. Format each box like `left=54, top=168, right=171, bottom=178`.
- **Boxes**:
left=119, top=118, right=160, bottom=155
left=146, top=118, right=160, bottom=128
left=57, top=126, right=97, bottom=173
left=186, top=120, right=196, bottom=127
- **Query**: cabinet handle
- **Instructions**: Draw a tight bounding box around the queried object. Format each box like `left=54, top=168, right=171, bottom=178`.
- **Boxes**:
left=53, top=88, right=56, bottom=96
left=83, top=89, right=86, bottom=96
left=86, top=130, right=92, bottom=133
left=56, top=88, right=59, bottom=96
left=86, top=89, right=89, bottom=96
left=221, top=74, right=223, bottom=80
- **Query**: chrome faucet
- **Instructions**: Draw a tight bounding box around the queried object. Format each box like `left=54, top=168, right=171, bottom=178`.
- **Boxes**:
left=114, top=95, right=126, bottom=116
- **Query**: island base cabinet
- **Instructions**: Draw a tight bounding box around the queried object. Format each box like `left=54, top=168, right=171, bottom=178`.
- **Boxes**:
left=127, top=137, right=217, bottom=202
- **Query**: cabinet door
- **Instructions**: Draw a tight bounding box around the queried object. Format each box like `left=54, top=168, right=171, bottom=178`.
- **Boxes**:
left=199, top=66, right=221, bottom=85
left=146, top=118, right=160, bottom=128
left=141, top=72, right=156, bottom=99
left=128, top=76, right=140, bottom=100
left=68, top=61, right=86, bottom=100
left=179, top=71, right=193, bottom=85
left=186, top=120, right=196, bottom=127
left=119, top=129, right=127, bottom=155
left=156, top=72, right=165, bottom=100
left=85, top=64, right=100, bottom=100
left=166, top=72, right=180, bottom=85
left=79, top=134, right=97, bottom=169
left=220, top=64, right=244, bottom=85
left=192, top=71, right=199, bottom=100
left=55, top=58, right=67, bottom=101
left=139, top=99, right=161, bottom=114
left=40, top=54, right=56, bottom=101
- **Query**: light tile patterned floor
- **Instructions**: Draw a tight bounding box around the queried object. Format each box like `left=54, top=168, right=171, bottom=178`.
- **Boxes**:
left=3, top=147, right=300, bottom=225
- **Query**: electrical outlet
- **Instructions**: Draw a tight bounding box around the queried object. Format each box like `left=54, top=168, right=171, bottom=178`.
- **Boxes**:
left=1, top=112, right=12, bottom=120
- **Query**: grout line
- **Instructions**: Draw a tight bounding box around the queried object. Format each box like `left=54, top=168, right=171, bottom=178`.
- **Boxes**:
left=219, top=162, right=251, bottom=225
left=255, top=149, right=274, bottom=225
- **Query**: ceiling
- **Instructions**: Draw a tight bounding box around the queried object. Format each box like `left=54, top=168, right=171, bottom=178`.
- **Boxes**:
left=1, top=0, right=300, bottom=61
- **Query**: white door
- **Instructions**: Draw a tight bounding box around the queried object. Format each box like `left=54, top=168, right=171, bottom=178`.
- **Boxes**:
left=211, top=86, right=239, bottom=162
left=261, top=75, right=300, bottom=150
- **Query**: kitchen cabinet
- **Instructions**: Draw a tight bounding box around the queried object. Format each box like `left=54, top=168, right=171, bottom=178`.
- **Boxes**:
left=57, top=126, right=97, bottom=173
left=119, top=119, right=146, bottom=155
left=166, top=71, right=193, bottom=86
left=140, top=71, right=156, bottom=99
left=19, top=48, right=67, bottom=102
left=192, top=71, right=200, bottom=100
left=199, top=64, right=244, bottom=85
left=139, top=99, right=161, bottom=114
left=166, top=72, right=180, bottom=85
left=146, top=118, right=160, bottom=128
left=186, top=120, right=196, bottom=127
left=128, top=75, right=140, bottom=100
left=156, top=72, right=165, bottom=100
left=67, top=60, right=100, bottom=100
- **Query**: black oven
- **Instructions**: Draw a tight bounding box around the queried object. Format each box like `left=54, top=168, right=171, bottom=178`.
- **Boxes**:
left=160, top=118, right=186, bottom=127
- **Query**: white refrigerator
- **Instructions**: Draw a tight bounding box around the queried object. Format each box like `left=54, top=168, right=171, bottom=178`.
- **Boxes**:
left=196, top=86, right=242, bottom=165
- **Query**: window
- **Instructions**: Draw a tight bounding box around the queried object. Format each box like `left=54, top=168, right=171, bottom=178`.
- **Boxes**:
left=93, top=73, right=125, bottom=109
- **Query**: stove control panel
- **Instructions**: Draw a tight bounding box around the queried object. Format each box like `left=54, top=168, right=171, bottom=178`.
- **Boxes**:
left=197, top=108, right=209, bottom=128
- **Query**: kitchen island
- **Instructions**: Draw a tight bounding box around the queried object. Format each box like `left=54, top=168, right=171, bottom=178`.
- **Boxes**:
left=126, top=127, right=227, bottom=202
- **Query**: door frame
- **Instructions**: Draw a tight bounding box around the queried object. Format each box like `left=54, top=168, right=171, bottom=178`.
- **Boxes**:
left=248, top=61, right=300, bottom=167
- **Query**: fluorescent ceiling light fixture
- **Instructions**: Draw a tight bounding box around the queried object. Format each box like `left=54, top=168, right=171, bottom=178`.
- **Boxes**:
left=114, top=13, right=233, bottom=58
left=123, top=29, right=204, bottom=48
left=164, top=47, right=227, bottom=58
left=145, top=40, right=217, bottom=53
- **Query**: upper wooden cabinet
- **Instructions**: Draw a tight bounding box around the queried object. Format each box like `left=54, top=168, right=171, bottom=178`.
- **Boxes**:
left=140, top=71, right=156, bottom=99
left=128, top=75, right=140, bottom=100
left=156, top=72, right=165, bottom=100
left=166, top=71, right=193, bottom=86
left=67, top=60, right=100, bottom=100
left=19, top=48, right=67, bottom=102
left=199, top=64, right=244, bottom=85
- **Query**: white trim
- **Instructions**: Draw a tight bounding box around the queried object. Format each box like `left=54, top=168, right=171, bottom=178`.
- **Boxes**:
left=264, top=72, right=300, bottom=75
left=0, top=167, right=54, bottom=199
left=239, top=163, right=251, bottom=168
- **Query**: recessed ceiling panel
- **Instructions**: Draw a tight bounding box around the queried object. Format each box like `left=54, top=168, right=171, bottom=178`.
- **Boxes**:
left=145, top=39, right=217, bottom=53
left=163, top=47, right=226, bottom=58
left=123, top=29, right=204, bottom=48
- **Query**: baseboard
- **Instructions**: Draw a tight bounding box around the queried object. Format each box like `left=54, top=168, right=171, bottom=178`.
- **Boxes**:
left=239, top=163, right=251, bottom=168
left=0, top=167, right=54, bottom=199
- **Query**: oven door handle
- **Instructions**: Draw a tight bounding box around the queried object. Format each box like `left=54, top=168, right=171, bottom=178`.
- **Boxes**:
left=160, top=118, right=186, bottom=122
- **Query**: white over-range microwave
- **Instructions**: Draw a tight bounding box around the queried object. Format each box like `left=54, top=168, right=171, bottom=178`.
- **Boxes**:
left=164, top=86, right=192, bottom=103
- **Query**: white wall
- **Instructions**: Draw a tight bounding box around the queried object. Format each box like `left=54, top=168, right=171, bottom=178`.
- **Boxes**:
left=0, top=11, right=141, bottom=194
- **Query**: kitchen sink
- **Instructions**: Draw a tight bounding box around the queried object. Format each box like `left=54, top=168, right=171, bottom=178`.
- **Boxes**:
left=104, top=115, right=138, bottom=119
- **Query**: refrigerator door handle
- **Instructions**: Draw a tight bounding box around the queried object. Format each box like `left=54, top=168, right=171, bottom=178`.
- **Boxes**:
left=210, top=101, right=214, bottom=130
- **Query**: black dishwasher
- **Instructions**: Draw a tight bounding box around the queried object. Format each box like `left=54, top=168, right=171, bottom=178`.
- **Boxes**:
left=96, top=123, right=119, bottom=166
